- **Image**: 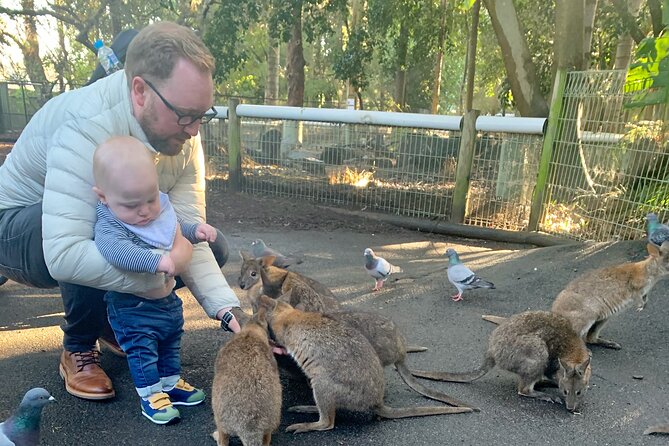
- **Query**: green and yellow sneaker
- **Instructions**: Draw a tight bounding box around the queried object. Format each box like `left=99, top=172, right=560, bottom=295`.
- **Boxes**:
left=140, top=392, right=180, bottom=425
left=165, top=379, right=205, bottom=406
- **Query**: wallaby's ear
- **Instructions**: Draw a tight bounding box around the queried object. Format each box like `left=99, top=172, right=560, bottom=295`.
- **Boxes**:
left=261, top=255, right=276, bottom=268
left=240, top=250, right=253, bottom=261
left=258, top=294, right=277, bottom=311
left=278, top=289, right=293, bottom=303
left=558, top=357, right=573, bottom=377
left=575, top=355, right=591, bottom=376
left=647, top=243, right=660, bottom=258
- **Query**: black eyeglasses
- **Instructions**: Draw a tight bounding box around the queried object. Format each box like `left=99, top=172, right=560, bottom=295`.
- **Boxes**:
left=143, top=78, right=217, bottom=126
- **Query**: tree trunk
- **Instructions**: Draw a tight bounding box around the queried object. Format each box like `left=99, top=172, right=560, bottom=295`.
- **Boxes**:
left=555, top=0, right=585, bottom=71
left=20, top=0, right=51, bottom=101
left=613, top=0, right=644, bottom=70
left=583, top=0, right=598, bottom=67
left=286, top=4, right=305, bottom=107
left=265, top=35, right=280, bottom=104
left=464, top=0, right=481, bottom=112
left=394, top=20, right=409, bottom=111
left=482, top=0, right=548, bottom=117
left=431, top=0, right=448, bottom=114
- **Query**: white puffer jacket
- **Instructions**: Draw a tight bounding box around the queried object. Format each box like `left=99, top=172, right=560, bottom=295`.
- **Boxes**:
left=0, top=70, right=239, bottom=317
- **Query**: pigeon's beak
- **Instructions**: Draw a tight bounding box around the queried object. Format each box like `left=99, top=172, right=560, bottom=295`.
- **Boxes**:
left=49, top=396, right=56, bottom=403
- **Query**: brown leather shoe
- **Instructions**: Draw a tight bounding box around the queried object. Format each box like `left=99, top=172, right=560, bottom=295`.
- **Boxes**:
left=59, top=349, right=115, bottom=400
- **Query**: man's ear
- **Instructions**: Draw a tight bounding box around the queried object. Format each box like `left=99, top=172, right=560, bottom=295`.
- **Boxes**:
left=92, top=186, right=107, bottom=203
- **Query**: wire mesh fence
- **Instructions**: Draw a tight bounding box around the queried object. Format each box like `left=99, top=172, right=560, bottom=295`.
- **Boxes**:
left=540, top=70, right=669, bottom=242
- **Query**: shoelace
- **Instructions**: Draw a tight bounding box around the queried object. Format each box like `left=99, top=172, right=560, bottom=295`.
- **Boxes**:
left=71, top=350, right=101, bottom=372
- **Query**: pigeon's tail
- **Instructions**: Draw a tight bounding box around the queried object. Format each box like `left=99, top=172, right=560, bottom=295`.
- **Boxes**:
left=472, top=277, right=495, bottom=290
left=390, top=264, right=403, bottom=274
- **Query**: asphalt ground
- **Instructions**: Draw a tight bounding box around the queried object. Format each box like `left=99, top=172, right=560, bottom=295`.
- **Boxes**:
left=1, top=229, right=668, bottom=445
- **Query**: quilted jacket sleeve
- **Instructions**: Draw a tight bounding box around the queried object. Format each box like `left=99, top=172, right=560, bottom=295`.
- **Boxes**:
left=166, top=134, right=240, bottom=317
left=42, top=119, right=166, bottom=293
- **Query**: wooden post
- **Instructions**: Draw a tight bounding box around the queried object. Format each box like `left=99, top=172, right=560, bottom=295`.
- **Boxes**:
left=227, top=97, right=242, bottom=192
left=528, top=69, right=567, bottom=232
left=451, top=109, right=479, bottom=223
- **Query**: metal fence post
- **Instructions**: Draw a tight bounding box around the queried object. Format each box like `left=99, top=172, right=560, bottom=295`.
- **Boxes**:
left=227, top=98, right=242, bottom=191
left=528, top=69, right=567, bottom=232
left=451, top=109, right=479, bottom=224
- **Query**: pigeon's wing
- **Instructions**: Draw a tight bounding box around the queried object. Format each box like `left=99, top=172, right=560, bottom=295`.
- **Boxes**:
left=0, top=422, right=16, bottom=446
left=447, top=264, right=476, bottom=286
left=650, top=226, right=669, bottom=247
left=370, top=257, right=392, bottom=279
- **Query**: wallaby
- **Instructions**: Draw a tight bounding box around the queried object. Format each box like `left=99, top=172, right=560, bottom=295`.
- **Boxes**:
left=211, top=309, right=282, bottom=446
left=644, top=423, right=669, bottom=435
left=412, top=311, right=592, bottom=412
left=482, top=242, right=669, bottom=350
left=326, top=308, right=477, bottom=410
left=551, top=241, right=669, bottom=349
left=256, top=295, right=473, bottom=434
left=239, top=251, right=340, bottom=313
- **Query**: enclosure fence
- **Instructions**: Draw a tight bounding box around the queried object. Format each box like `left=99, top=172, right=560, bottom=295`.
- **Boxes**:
left=204, top=70, right=668, bottom=243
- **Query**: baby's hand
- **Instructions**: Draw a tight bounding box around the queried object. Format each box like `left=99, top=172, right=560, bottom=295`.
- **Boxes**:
left=157, top=254, right=176, bottom=277
left=195, top=223, right=217, bottom=243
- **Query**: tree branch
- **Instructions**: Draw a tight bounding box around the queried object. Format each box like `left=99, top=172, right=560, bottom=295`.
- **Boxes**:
left=612, top=0, right=646, bottom=44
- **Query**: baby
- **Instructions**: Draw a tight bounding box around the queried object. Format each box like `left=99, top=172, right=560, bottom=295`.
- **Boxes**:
left=92, top=135, right=213, bottom=424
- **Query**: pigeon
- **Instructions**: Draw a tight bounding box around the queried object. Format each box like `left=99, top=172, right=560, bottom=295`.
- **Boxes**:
left=363, top=248, right=403, bottom=291
left=445, top=248, right=495, bottom=302
left=250, top=239, right=302, bottom=269
left=1, top=388, right=55, bottom=446
left=646, top=213, right=669, bottom=248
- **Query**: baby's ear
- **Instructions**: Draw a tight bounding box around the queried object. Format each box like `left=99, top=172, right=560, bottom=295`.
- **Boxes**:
left=92, top=186, right=106, bottom=203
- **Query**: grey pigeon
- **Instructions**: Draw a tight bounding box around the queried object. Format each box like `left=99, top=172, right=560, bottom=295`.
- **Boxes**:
left=364, top=248, right=403, bottom=291
left=445, top=248, right=495, bottom=302
left=250, top=239, right=302, bottom=269
left=0, top=388, right=54, bottom=446
left=646, top=213, right=669, bottom=248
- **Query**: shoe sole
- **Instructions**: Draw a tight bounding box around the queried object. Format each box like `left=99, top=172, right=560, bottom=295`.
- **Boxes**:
left=142, top=411, right=180, bottom=425
left=59, top=364, right=116, bottom=400
left=170, top=399, right=205, bottom=406
left=97, top=338, right=127, bottom=358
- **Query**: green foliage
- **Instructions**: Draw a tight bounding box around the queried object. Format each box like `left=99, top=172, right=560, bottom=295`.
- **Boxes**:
left=624, top=29, right=669, bottom=108
left=332, top=28, right=373, bottom=91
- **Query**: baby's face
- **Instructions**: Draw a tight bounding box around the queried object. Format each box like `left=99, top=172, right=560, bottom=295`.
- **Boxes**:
left=103, top=176, right=161, bottom=226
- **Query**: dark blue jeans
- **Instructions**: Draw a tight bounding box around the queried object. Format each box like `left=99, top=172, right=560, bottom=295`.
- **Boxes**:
left=106, top=291, right=183, bottom=393
left=0, top=202, right=230, bottom=352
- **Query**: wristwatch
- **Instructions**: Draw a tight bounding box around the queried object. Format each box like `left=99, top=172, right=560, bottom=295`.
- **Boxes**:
left=220, top=310, right=235, bottom=332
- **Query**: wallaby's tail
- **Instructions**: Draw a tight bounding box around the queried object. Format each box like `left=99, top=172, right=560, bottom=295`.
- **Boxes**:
left=406, top=345, right=428, bottom=353
left=411, top=356, right=494, bottom=383
left=644, top=424, right=669, bottom=435
left=395, top=362, right=479, bottom=410
left=481, top=314, right=507, bottom=325
left=375, top=404, right=473, bottom=419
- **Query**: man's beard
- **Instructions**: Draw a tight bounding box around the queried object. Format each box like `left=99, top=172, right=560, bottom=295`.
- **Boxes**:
left=139, top=113, right=186, bottom=156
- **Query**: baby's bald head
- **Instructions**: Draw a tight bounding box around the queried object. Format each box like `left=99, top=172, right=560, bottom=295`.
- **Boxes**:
left=93, top=136, right=157, bottom=192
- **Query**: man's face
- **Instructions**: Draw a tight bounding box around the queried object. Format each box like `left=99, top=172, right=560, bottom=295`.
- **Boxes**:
left=133, top=59, right=214, bottom=156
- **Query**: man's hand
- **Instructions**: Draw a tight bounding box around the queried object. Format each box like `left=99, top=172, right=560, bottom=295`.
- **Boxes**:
left=217, top=307, right=248, bottom=333
left=170, top=226, right=193, bottom=275
left=195, top=223, right=217, bottom=243
left=156, top=254, right=176, bottom=276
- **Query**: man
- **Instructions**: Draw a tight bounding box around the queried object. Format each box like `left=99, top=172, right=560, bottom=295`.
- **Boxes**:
left=0, top=21, right=244, bottom=400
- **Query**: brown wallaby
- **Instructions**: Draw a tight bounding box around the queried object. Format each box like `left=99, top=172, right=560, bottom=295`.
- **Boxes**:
left=412, top=311, right=592, bottom=413
left=326, top=309, right=477, bottom=409
left=256, top=295, right=473, bottom=434
left=551, top=241, right=669, bottom=349
left=211, top=309, right=282, bottom=446
left=482, top=242, right=669, bottom=350
left=238, top=251, right=340, bottom=313
left=644, top=423, right=669, bottom=435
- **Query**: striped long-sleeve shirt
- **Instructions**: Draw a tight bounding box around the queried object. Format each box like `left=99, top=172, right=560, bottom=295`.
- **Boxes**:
left=94, top=198, right=199, bottom=274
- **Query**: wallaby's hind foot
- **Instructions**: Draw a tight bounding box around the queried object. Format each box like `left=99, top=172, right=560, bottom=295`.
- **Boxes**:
left=286, top=420, right=335, bottom=434
left=481, top=314, right=507, bottom=325
left=518, top=387, right=562, bottom=405
left=644, top=424, right=669, bottom=435
left=288, top=405, right=319, bottom=414
left=395, top=362, right=479, bottom=410
left=406, top=345, right=428, bottom=353
left=212, top=430, right=229, bottom=446
left=375, top=405, right=473, bottom=419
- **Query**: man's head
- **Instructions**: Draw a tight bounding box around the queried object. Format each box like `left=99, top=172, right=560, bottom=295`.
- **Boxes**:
left=125, top=21, right=216, bottom=156
left=93, top=136, right=161, bottom=226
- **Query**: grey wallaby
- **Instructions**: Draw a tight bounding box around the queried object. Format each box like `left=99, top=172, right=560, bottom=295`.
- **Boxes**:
left=238, top=251, right=339, bottom=313
left=412, top=311, right=592, bottom=412
left=644, top=423, right=669, bottom=435
left=256, top=295, right=473, bottom=433
left=211, top=309, right=282, bottom=446
left=482, top=242, right=669, bottom=350
left=326, top=309, right=477, bottom=409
